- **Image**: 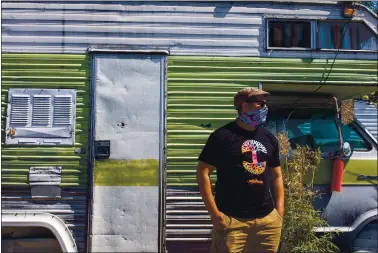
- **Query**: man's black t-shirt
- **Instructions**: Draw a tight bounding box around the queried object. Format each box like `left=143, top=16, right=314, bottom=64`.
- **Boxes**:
left=198, top=121, right=280, bottom=219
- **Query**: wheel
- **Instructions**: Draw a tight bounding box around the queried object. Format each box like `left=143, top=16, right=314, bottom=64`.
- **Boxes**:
left=352, top=222, right=378, bottom=253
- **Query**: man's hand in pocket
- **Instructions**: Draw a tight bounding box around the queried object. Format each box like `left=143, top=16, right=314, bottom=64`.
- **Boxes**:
left=211, top=211, right=227, bottom=231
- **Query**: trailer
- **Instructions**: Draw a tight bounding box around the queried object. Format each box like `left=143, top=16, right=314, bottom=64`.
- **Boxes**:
left=1, top=1, right=377, bottom=252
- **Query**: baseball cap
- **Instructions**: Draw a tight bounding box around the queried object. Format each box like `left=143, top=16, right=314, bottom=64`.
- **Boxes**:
left=233, top=87, right=270, bottom=109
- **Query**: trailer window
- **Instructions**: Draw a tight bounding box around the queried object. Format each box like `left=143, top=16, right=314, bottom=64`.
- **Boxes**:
left=318, top=21, right=378, bottom=50
left=268, top=20, right=312, bottom=48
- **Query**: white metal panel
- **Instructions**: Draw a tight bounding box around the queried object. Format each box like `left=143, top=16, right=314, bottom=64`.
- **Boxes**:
left=91, top=187, right=159, bottom=252
left=1, top=2, right=377, bottom=58
left=29, top=166, right=62, bottom=186
left=6, top=89, right=77, bottom=145
left=91, top=53, right=164, bottom=252
left=93, top=54, right=162, bottom=160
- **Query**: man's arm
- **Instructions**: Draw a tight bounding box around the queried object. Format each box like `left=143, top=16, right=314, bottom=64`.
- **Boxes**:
left=196, top=161, right=225, bottom=230
left=272, top=166, right=284, bottom=217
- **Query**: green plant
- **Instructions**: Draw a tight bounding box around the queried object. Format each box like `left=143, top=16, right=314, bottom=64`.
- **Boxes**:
left=277, top=133, right=339, bottom=253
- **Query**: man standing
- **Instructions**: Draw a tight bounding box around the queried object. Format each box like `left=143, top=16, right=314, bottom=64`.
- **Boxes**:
left=196, top=87, right=284, bottom=253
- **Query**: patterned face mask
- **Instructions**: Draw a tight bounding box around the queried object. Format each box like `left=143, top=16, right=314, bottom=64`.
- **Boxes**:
left=238, top=107, right=268, bottom=128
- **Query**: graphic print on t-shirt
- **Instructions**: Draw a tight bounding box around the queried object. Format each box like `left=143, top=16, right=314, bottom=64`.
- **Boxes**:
left=241, top=140, right=267, bottom=185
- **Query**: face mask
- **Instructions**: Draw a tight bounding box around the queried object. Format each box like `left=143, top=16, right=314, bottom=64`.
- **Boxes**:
left=238, top=107, right=268, bottom=128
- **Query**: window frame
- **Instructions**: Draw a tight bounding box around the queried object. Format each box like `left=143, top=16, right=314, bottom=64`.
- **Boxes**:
left=316, top=19, right=378, bottom=53
left=266, top=19, right=316, bottom=51
left=344, top=121, right=374, bottom=153
left=266, top=18, right=378, bottom=53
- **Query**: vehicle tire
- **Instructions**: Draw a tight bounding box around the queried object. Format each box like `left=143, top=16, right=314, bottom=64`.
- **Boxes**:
left=352, top=222, right=378, bottom=253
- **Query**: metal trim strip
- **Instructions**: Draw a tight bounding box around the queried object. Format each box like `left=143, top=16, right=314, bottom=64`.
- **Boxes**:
left=87, top=47, right=170, bottom=55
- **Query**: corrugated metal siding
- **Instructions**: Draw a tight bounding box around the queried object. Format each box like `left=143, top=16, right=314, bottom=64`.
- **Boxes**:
left=166, top=56, right=378, bottom=242
left=1, top=2, right=377, bottom=59
left=1, top=54, right=90, bottom=252
left=355, top=100, right=378, bottom=139
left=167, top=56, right=248, bottom=241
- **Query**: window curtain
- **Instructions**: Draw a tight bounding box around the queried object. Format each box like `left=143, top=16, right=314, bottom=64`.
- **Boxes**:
left=284, top=23, right=292, bottom=47
left=319, top=23, right=334, bottom=48
left=273, top=23, right=283, bottom=47
left=341, top=24, right=352, bottom=49
left=295, top=24, right=304, bottom=47
left=320, top=23, right=351, bottom=49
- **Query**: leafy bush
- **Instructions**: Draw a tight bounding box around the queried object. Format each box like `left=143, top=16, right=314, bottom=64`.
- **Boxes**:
left=277, top=133, right=340, bottom=253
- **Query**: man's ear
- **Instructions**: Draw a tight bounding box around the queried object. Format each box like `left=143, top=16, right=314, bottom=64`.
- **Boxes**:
left=240, top=102, right=247, bottom=113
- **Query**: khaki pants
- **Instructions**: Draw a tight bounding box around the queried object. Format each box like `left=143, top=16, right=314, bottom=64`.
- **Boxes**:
left=210, top=209, right=283, bottom=253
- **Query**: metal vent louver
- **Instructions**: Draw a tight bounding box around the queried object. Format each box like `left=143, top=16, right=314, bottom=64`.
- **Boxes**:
left=10, top=95, right=30, bottom=125
left=32, top=95, right=51, bottom=126
left=54, top=95, right=72, bottom=125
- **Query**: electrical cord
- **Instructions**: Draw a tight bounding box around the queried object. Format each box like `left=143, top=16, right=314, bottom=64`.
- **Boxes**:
left=292, top=6, right=355, bottom=105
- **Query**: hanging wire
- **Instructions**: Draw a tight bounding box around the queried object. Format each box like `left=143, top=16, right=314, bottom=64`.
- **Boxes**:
left=292, top=4, right=355, bottom=105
